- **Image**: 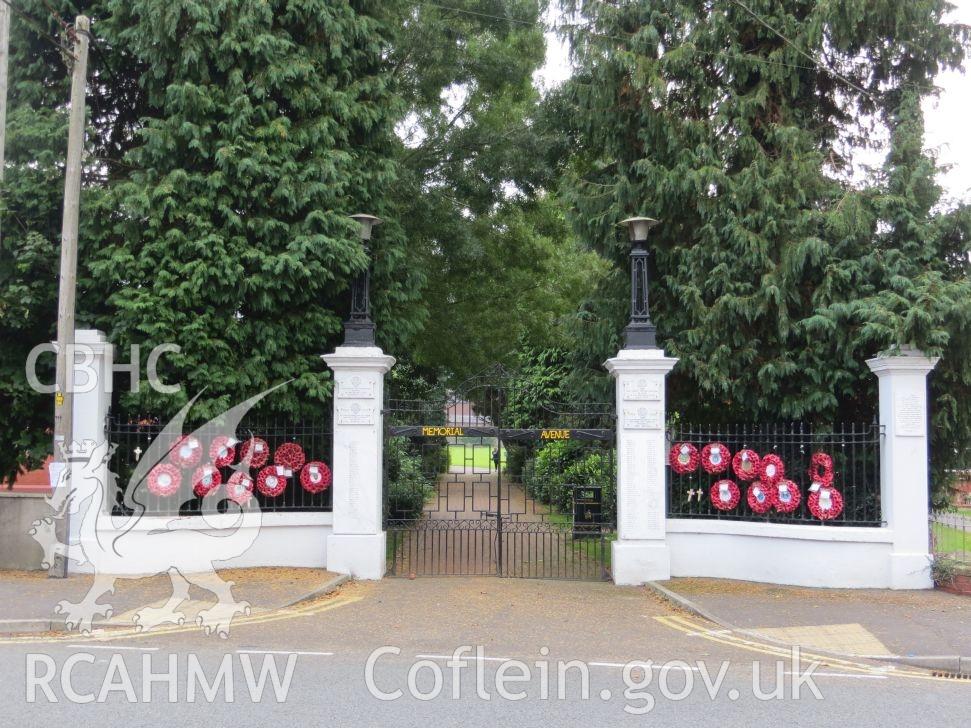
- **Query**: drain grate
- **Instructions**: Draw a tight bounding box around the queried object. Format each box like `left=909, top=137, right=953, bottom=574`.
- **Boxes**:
left=931, top=671, right=971, bottom=680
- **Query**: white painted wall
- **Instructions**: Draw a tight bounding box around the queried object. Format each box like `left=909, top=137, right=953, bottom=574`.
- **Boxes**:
left=603, top=347, right=937, bottom=590
left=72, top=513, right=333, bottom=575
left=667, top=519, right=895, bottom=588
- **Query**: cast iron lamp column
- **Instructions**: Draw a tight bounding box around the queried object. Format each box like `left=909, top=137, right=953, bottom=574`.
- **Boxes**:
left=343, top=213, right=382, bottom=346
left=619, top=216, right=661, bottom=349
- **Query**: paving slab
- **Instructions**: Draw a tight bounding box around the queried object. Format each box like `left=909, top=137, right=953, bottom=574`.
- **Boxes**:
left=654, top=577, right=971, bottom=662
left=0, top=567, right=344, bottom=633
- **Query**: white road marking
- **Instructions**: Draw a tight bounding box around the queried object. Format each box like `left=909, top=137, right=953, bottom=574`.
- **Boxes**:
left=416, top=655, right=701, bottom=671
left=590, top=662, right=702, bottom=672
left=785, top=671, right=888, bottom=680
left=235, top=649, right=334, bottom=657
left=416, top=654, right=513, bottom=662
left=67, top=644, right=158, bottom=651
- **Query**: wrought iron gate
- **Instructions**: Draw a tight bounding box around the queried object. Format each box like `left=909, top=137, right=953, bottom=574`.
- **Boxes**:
left=383, top=367, right=616, bottom=580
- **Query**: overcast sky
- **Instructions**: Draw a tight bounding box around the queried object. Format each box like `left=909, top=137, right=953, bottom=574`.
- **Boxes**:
left=536, top=0, right=971, bottom=204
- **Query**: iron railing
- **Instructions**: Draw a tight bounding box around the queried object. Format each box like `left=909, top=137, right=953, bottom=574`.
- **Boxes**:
left=107, top=414, right=333, bottom=516
left=666, top=422, right=883, bottom=526
left=931, top=510, right=971, bottom=566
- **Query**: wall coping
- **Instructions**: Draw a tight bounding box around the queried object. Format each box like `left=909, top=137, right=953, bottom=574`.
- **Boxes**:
left=667, top=518, right=894, bottom=544
left=604, top=350, right=679, bottom=376
left=321, top=347, right=395, bottom=373
left=97, top=511, right=333, bottom=532
left=0, top=490, right=50, bottom=499
left=866, top=351, right=939, bottom=376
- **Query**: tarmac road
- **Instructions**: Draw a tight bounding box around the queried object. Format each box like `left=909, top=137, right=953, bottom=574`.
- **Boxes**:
left=0, top=577, right=966, bottom=726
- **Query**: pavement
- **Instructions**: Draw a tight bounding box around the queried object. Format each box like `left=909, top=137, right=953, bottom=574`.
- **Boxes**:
left=0, top=576, right=967, bottom=727
left=0, top=567, right=346, bottom=634
left=651, top=577, right=971, bottom=673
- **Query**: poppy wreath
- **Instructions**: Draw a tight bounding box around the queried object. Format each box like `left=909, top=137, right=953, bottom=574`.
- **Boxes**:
left=732, top=449, right=761, bottom=481
left=274, top=442, right=306, bottom=471
left=772, top=478, right=802, bottom=514
left=759, top=453, right=785, bottom=485
left=710, top=479, right=741, bottom=511
left=808, top=485, right=844, bottom=520
left=148, top=463, right=181, bottom=497
left=191, top=464, right=222, bottom=498
left=300, top=461, right=332, bottom=494
left=746, top=481, right=773, bottom=514
left=700, top=443, right=732, bottom=475
left=226, top=471, right=255, bottom=505
left=209, top=436, right=237, bottom=468
left=808, top=452, right=835, bottom=487
left=169, top=435, right=202, bottom=468
left=239, top=437, right=270, bottom=468
left=257, top=465, right=291, bottom=498
left=669, top=443, right=700, bottom=474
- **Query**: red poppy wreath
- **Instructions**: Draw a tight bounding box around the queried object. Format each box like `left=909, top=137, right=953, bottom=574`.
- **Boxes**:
left=191, top=464, right=222, bottom=498
left=274, top=442, right=306, bottom=471
left=808, top=452, right=835, bottom=487
left=300, top=461, right=332, bottom=494
left=759, top=453, right=785, bottom=485
left=669, top=443, right=700, bottom=474
left=239, top=437, right=270, bottom=468
left=746, top=481, right=773, bottom=514
left=257, top=465, right=290, bottom=498
left=701, top=443, right=732, bottom=475
left=732, top=449, right=761, bottom=482
left=772, top=478, right=802, bottom=514
left=209, top=436, right=237, bottom=467
left=148, top=463, right=181, bottom=497
left=808, top=484, right=844, bottom=520
left=169, top=435, right=202, bottom=468
left=226, top=471, right=255, bottom=505
left=710, top=479, right=741, bottom=510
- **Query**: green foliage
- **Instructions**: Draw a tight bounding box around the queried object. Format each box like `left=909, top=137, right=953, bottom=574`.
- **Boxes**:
left=386, top=1, right=606, bottom=380
left=0, top=0, right=433, bottom=477
left=558, top=0, right=971, bottom=496
left=83, top=0, right=418, bottom=421
left=504, top=347, right=572, bottom=428
left=930, top=554, right=959, bottom=586
left=0, top=1, right=106, bottom=480
left=522, top=440, right=615, bottom=521
left=384, top=437, right=435, bottom=520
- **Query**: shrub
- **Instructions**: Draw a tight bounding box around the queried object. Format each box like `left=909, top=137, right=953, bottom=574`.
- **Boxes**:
left=522, top=441, right=616, bottom=520
left=386, top=438, right=436, bottom=520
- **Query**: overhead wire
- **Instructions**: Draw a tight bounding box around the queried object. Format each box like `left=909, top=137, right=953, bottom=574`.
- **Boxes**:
left=415, top=0, right=877, bottom=92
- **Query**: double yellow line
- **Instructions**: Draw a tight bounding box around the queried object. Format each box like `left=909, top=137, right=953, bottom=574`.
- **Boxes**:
left=654, top=614, right=962, bottom=684
left=0, top=594, right=362, bottom=646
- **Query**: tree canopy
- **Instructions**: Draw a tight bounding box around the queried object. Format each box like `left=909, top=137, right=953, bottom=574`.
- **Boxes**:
left=0, top=0, right=968, bottom=499
left=557, top=0, right=970, bottom=497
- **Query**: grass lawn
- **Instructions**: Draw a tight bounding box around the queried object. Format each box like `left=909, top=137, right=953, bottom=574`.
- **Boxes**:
left=546, top=512, right=616, bottom=566
left=931, top=521, right=970, bottom=562
left=447, top=444, right=506, bottom=470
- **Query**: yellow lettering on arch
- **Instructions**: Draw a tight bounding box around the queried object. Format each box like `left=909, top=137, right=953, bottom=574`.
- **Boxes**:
left=421, top=426, right=464, bottom=437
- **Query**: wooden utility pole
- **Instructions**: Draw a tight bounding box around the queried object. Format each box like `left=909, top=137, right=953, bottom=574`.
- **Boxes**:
left=0, top=1, right=10, bottom=246
left=49, top=15, right=90, bottom=579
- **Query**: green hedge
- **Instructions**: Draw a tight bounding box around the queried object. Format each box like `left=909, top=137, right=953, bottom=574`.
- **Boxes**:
left=385, top=438, right=436, bottom=520
left=522, top=441, right=616, bottom=521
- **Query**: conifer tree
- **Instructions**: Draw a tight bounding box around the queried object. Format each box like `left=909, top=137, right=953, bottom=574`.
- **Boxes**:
left=559, top=0, right=970, bottom=493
